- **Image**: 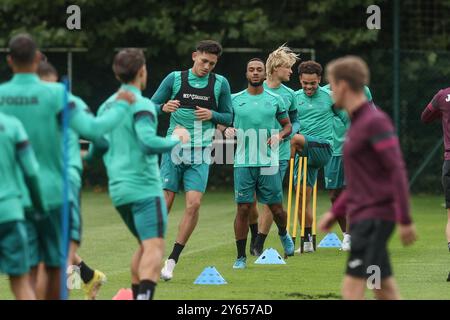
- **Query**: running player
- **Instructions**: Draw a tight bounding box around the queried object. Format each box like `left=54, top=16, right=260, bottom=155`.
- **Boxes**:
left=36, top=61, right=107, bottom=300
left=290, top=61, right=346, bottom=253
left=0, top=34, right=134, bottom=299
left=250, top=45, right=300, bottom=255
left=321, top=83, right=373, bottom=251
left=96, top=48, right=188, bottom=299
left=226, top=58, right=294, bottom=269
left=421, top=86, right=450, bottom=281
left=0, top=111, right=45, bottom=300
left=319, top=55, right=416, bottom=300
left=151, top=40, right=232, bottom=280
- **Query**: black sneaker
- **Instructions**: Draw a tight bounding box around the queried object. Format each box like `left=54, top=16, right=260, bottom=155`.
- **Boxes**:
left=447, top=272, right=450, bottom=282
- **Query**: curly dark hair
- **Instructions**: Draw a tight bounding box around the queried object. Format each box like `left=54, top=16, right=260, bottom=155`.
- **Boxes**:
left=298, top=60, right=323, bottom=76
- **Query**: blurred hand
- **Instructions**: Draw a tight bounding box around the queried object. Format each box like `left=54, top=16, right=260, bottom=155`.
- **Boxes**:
left=195, top=106, right=212, bottom=121
left=224, top=127, right=236, bottom=139
left=267, top=133, right=281, bottom=148
left=318, top=211, right=336, bottom=233
left=398, top=223, right=417, bottom=246
left=162, top=100, right=180, bottom=113
left=116, top=90, right=135, bottom=105
left=80, top=149, right=88, bottom=158
left=172, top=126, right=190, bottom=144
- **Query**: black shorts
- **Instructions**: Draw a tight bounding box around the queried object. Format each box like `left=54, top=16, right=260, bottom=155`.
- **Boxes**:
left=346, top=219, right=395, bottom=279
left=442, top=160, right=450, bottom=208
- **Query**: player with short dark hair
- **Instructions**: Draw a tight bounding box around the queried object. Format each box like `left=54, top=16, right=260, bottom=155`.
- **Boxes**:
left=319, top=55, right=416, bottom=300
left=290, top=60, right=347, bottom=253
left=152, top=40, right=233, bottom=281
left=249, top=45, right=300, bottom=255
left=225, top=58, right=294, bottom=268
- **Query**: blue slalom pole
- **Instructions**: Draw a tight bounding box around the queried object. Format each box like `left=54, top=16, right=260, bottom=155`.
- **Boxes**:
left=60, top=77, right=71, bottom=300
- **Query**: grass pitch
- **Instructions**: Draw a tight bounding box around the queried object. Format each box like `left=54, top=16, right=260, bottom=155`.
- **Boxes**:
left=0, top=190, right=449, bottom=300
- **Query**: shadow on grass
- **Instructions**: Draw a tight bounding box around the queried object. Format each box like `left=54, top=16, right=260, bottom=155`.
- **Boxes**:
left=285, top=292, right=341, bottom=300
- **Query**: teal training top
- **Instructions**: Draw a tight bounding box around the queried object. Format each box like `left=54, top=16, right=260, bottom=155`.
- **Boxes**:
left=99, top=84, right=180, bottom=206
left=294, top=86, right=339, bottom=147
left=263, top=82, right=299, bottom=161
left=321, top=84, right=373, bottom=155
left=0, top=112, right=40, bottom=223
left=151, top=69, right=233, bottom=148
left=232, top=89, right=287, bottom=167
left=0, top=73, right=130, bottom=210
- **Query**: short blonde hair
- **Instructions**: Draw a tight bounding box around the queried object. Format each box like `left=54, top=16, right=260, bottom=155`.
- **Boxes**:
left=326, top=56, right=370, bottom=91
left=266, top=44, right=299, bottom=79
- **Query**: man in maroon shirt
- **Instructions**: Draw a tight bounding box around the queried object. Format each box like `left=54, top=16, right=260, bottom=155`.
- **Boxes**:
left=319, top=56, right=417, bottom=300
left=421, top=87, right=450, bottom=282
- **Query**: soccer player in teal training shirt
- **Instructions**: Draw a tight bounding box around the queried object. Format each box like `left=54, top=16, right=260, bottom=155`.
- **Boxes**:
left=225, top=58, right=295, bottom=269
left=248, top=46, right=300, bottom=255
left=37, top=61, right=106, bottom=300
left=321, top=83, right=373, bottom=251
left=152, top=40, right=233, bottom=281
left=97, top=49, right=187, bottom=300
left=290, top=61, right=347, bottom=253
left=0, top=34, right=134, bottom=299
left=0, top=112, right=46, bottom=299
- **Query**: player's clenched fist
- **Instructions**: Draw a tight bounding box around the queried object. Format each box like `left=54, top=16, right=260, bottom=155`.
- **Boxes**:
left=224, top=127, right=236, bottom=139
left=195, top=106, right=213, bottom=121
left=398, top=223, right=417, bottom=246
left=162, top=100, right=180, bottom=113
left=318, top=211, right=336, bottom=233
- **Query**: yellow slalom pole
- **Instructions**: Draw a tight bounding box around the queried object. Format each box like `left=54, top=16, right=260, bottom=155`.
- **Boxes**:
left=312, top=182, right=317, bottom=250
left=300, top=157, right=308, bottom=253
left=286, top=158, right=295, bottom=235
left=292, top=157, right=302, bottom=243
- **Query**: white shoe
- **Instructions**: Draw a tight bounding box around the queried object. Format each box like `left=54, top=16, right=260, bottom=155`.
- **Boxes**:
left=303, top=241, right=314, bottom=253
left=294, top=242, right=315, bottom=254
left=160, top=259, right=176, bottom=281
left=341, top=234, right=351, bottom=251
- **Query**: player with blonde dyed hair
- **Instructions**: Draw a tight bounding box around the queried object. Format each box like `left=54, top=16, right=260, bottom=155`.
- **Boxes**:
left=265, top=44, right=299, bottom=80
left=248, top=46, right=301, bottom=256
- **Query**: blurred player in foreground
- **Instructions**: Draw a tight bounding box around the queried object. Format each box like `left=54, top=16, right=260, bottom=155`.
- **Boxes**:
left=319, top=56, right=417, bottom=300
left=36, top=61, right=106, bottom=300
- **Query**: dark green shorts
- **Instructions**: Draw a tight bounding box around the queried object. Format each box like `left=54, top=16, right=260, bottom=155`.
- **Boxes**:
left=160, top=147, right=211, bottom=193
left=234, top=166, right=283, bottom=205
left=26, top=208, right=63, bottom=268
left=69, top=180, right=82, bottom=244
left=324, top=155, right=345, bottom=190
left=279, top=160, right=289, bottom=182
left=116, top=196, right=168, bottom=241
left=294, top=135, right=332, bottom=187
left=0, top=221, right=30, bottom=276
